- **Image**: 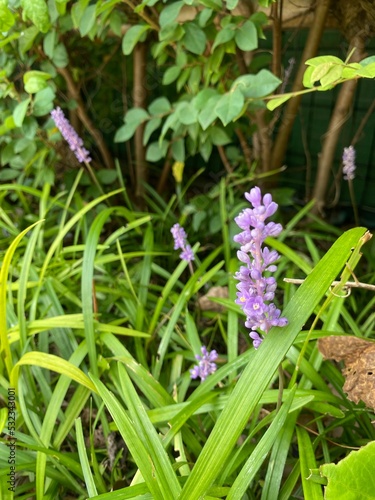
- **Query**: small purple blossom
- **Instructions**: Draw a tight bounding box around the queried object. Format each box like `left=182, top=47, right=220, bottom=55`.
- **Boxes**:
left=51, top=107, right=92, bottom=164
left=342, top=146, right=356, bottom=181
left=190, top=346, right=218, bottom=382
left=171, top=223, right=194, bottom=262
left=234, top=186, right=288, bottom=349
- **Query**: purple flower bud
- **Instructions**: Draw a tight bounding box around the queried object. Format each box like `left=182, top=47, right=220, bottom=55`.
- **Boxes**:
left=171, top=223, right=194, bottom=262
left=234, top=187, right=288, bottom=349
left=342, top=146, right=356, bottom=181
left=51, top=107, right=91, bottom=164
left=190, top=346, right=218, bottom=382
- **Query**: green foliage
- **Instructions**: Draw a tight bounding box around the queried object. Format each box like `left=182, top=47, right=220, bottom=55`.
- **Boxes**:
left=321, top=442, right=375, bottom=500
left=267, top=53, right=375, bottom=110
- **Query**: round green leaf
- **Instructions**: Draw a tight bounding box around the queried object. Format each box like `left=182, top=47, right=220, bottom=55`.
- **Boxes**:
left=211, top=24, right=235, bottom=52
left=146, top=140, right=168, bottom=162
left=320, top=442, right=375, bottom=500
left=52, top=43, right=69, bottom=68
left=177, top=102, right=198, bottom=125
left=233, top=69, right=281, bottom=98
left=235, top=20, right=257, bottom=51
left=122, top=24, right=150, bottom=55
left=198, top=95, right=221, bottom=130
left=159, top=1, right=184, bottom=28
left=148, top=97, right=171, bottom=115
left=171, top=138, right=185, bottom=162
left=0, top=4, right=16, bottom=31
left=13, top=98, right=31, bottom=127
left=21, top=0, right=51, bottom=33
left=183, top=23, right=207, bottom=55
left=23, top=70, right=51, bottom=94
left=215, top=87, right=244, bottom=126
left=209, top=126, right=231, bottom=146
left=163, top=66, right=181, bottom=85
left=143, top=117, right=162, bottom=145
left=33, top=86, right=55, bottom=116
left=79, top=4, right=96, bottom=36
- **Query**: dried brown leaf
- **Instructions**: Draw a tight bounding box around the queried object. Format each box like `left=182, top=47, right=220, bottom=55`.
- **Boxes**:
left=198, top=286, right=228, bottom=312
left=318, top=336, right=375, bottom=411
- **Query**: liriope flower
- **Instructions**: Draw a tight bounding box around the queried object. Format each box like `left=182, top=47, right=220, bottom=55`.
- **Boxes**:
left=51, top=107, right=91, bottom=164
left=234, top=186, right=288, bottom=348
left=190, top=346, right=218, bottom=381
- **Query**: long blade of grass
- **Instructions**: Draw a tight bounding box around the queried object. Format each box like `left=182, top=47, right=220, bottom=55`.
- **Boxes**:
left=227, top=385, right=297, bottom=499
left=0, top=220, right=44, bottom=377
left=11, top=352, right=96, bottom=393
left=117, top=363, right=181, bottom=498
left=90, top=373, right=169, bottom=499
left=296, top=426, right=324, bottom=499
left=178, top=227, right=367, bottom=499
left=75, top=417, right=98, bottom=497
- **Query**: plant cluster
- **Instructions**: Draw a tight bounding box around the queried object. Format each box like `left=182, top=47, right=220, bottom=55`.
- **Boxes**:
left=0, top=1, right=375, bottom=499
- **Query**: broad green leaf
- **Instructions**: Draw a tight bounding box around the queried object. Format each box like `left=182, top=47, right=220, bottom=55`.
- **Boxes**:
left=192, top=88, right=218, bottom=111
left=171, top=138, right=185, bottom=162
left=303, top=65, right=315, bottom=88
left=43, top=30, right=56, bottom=58
left=235, top=20, right=257, bottom=51
left=209, top=126, right=231, bottom=146
left=355, top=62, right=375, bottom=78
left=183, top=22, right=207, bottom=55
left=198, top=94, right=221, bottom=129
left=233, top=69, right=281, bottom=98
left=320, top=65, right=343, bottom=87
left=79, top=4, right=96, bottom=36
left=266, top=93, right=291, bottom=111
left=320, top=442, right=375, bottom=500
left=21, top=0, right=50, bottom=32
left=52, top=43, right=69, bottom=68
left=0, top=4, right=15, bottom=31
left=23, top=70, right=51, bottom=94
left=33, top=86, right=55, bottom=116
left=226, top=0, right=239, bottom=8
left=18, top=25, right=39, bottom=54
left=360, top=55, right=375, bottom=66
left=115, top=107, right=149, bottom=141
left=148, top=97, right=171, bottom=115
left=143, top=117, right=161, bottom=145
left=211, top=24, right=235, bottom=52
left=13, top=98, right=31, bottom=127
left=305, top=55, right=343, bottom=67
left=146, top=140, right=168, bottom=161
left=177, top=102, right=198, bottom=125
left=163, top=65, right=181, bottom=85
left=122, top=24, right=150, bottom=55
left=215, top=87, right=244, bottom=126
left=159, top=1, right=184, bottom=28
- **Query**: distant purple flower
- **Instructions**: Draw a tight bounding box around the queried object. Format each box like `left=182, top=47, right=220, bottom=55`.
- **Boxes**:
left=51, top=107, right=91, bottom=164
left=171, top=223, right=194, bottom=262
left=234, top=186, right=288, bottom=349
left=342, top=146, right=356, bottom=181
left=190, top=346, right=218, bottom=382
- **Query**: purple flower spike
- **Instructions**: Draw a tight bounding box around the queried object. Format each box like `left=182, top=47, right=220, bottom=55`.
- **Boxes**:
left=190, top=346, right=218, bottom=382
left=171, top=223, right=194, bottom=262
left=342, top=146, right=356, bottom=181
left=234, top=186, right=288, bottom=349
left=51, top=107, right=92, bottom=164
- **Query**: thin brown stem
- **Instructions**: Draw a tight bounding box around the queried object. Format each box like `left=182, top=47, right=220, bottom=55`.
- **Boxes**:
left=271, top=0, right=332, bottom=172
left=218, top=145, right=232, bottom=174
left=122, top=0, right=159, bottom=31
